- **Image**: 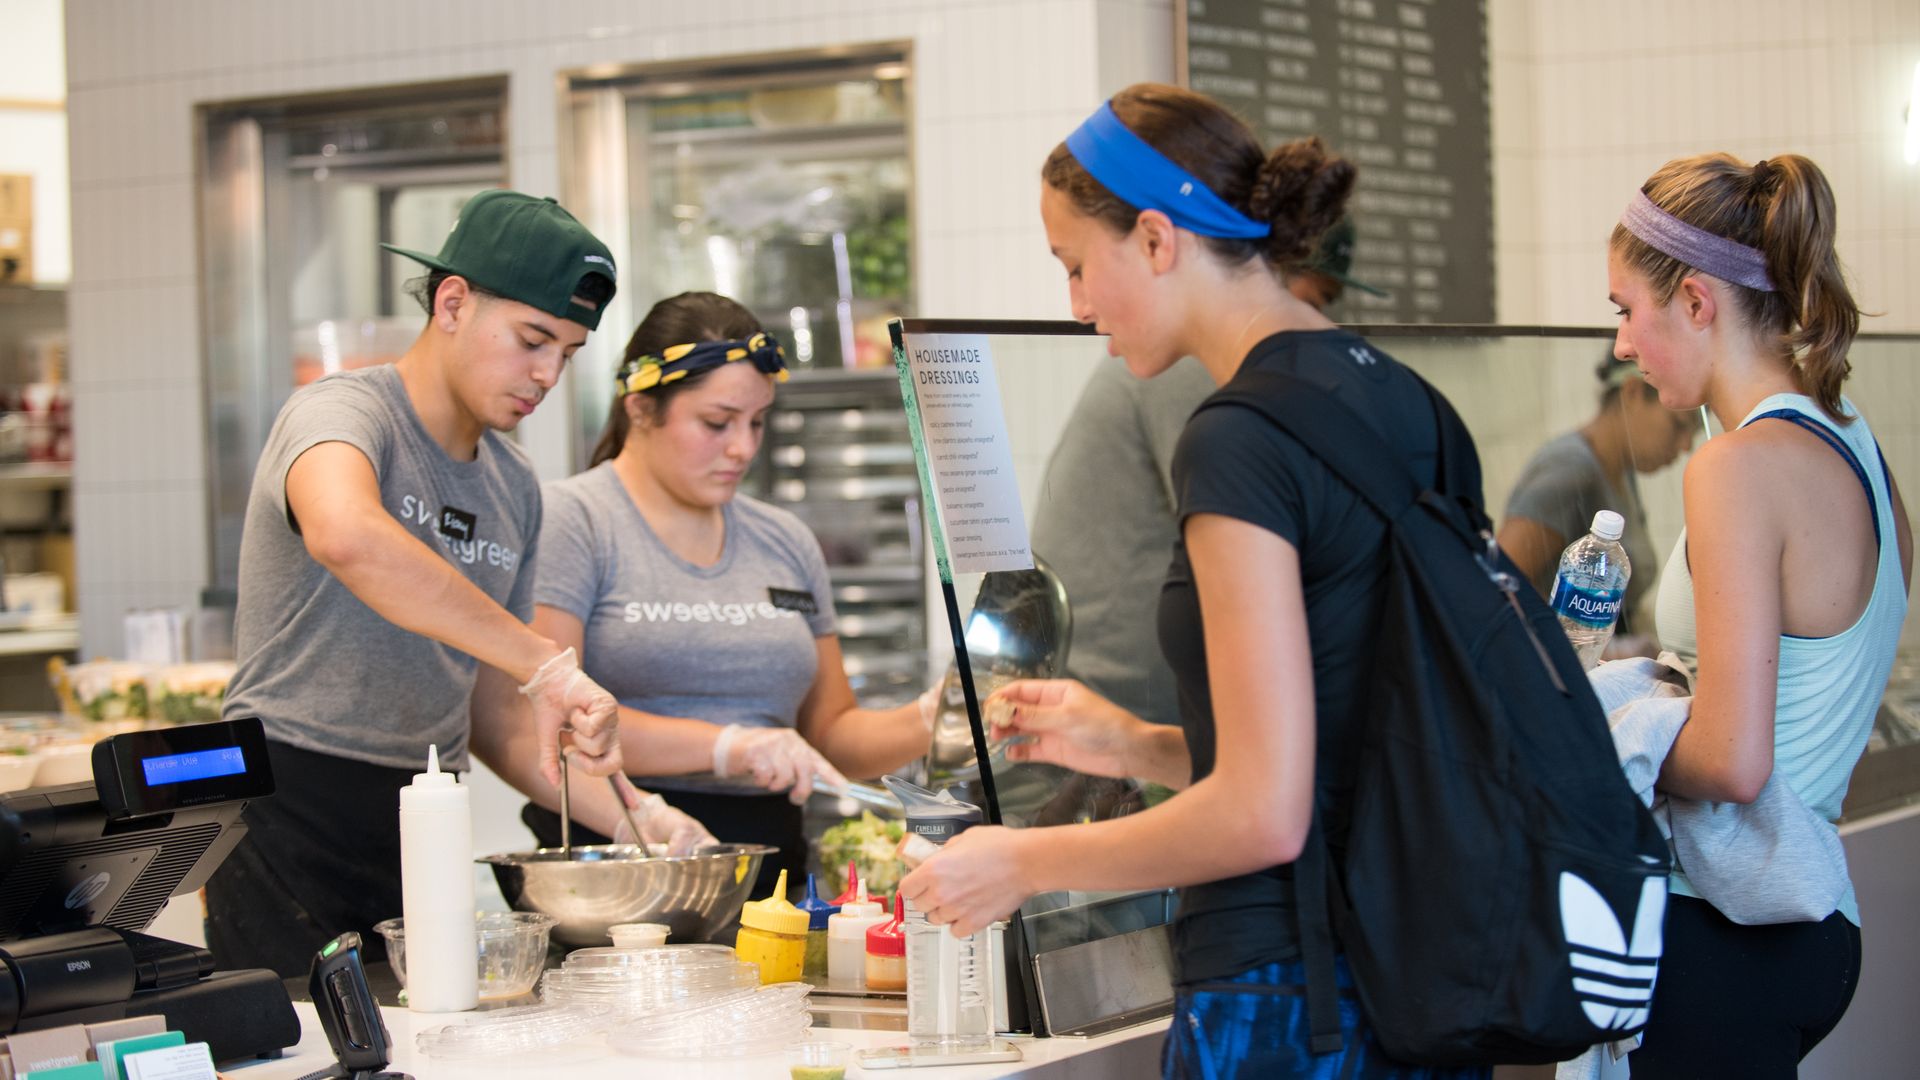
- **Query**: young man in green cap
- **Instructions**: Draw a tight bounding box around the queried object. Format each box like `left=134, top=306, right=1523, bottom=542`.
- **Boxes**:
left=208, top=190, right=711, bottom=977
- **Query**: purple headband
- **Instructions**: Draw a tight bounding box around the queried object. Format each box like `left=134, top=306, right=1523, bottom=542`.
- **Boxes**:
left=1618, top=190, right=1775, bottom=292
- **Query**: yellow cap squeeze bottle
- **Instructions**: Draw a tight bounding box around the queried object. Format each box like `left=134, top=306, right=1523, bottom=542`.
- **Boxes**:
left=736, top=868, right=809, bottom=984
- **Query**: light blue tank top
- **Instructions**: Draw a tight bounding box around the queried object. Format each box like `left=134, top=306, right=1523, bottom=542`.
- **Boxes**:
left=1653, top=393, right=1905, bottom=925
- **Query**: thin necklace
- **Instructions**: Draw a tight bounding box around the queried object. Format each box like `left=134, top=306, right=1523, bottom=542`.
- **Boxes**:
left=1226, top=307, right=1276, bottom=361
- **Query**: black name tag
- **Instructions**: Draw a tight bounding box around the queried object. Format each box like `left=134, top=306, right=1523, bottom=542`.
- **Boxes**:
left=768, top=587, right=818, bottom=615
left=439, top=506, right=477, bottom=542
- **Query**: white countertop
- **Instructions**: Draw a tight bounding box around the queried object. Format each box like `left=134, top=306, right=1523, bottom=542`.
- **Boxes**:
left=226, top=1002, right=1169, bottom=1080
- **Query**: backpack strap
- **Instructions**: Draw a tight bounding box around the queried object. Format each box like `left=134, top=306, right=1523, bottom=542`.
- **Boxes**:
left=1197, top=366, right=1491, bottom=1057
left=1294, top=818, right=1346, bottom=1054
left=1199, top=368, right=1490, bottom=533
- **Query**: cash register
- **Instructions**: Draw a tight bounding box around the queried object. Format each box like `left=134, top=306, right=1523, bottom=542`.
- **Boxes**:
left=0, top=717, right=299, bottom=1062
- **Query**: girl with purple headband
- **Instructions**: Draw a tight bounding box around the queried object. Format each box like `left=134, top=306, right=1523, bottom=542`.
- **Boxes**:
left=897, top=83, right=1491, bottom=1079
left=1608, top=154, right=1910, bottom=1075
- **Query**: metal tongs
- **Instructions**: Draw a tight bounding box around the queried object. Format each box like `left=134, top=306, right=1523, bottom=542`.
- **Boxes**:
left=556, top=726, right=647, bottom=861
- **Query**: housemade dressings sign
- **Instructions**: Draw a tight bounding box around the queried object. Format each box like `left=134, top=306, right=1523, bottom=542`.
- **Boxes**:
left=901, top=334, right=1034, bottom=575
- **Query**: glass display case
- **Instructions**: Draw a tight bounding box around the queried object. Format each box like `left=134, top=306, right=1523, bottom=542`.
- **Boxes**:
left=888, top=317, right=1920, bottom=1038
left=562, top=46, right=913, bottom=469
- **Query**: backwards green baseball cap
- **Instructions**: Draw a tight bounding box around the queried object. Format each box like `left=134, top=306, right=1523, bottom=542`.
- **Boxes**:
left=1301, top=216, right=1388, bottom=298
left=382, top=189, right=618, bottom=330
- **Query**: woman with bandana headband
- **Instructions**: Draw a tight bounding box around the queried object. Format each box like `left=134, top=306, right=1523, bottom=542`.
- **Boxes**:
left=1604, top=155, right=1908, bottom=1076
left=486, top=291, right=938, bottom=897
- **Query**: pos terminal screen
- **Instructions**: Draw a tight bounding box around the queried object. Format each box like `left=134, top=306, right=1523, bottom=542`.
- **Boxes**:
left=141, top=746, right=249, bottom=787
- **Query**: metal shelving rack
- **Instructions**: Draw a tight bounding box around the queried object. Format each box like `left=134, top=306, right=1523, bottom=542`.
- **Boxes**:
left=750, top=369, right=926, bottom=707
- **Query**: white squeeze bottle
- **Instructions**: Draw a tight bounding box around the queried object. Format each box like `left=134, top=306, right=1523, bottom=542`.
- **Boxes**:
left=400, top=744, right=477, bottom=1012
left=1550, top=510, right=1632, bottom=670
left=827, top=879, right=888, bottom=988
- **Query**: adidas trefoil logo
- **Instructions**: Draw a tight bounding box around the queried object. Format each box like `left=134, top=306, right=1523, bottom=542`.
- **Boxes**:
left=1559, top=871, right=1665, bottom=1032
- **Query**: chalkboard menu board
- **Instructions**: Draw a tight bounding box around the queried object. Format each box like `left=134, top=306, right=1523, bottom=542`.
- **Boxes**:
left=1178, top=0, right=1493, bottom=322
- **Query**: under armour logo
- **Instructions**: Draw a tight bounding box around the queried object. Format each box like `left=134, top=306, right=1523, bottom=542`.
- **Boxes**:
left=1179, top=182, right=1193, bottom=196
left=1348, top=346, right=1377, bottom=366
left=1560, top=871, right=1665, bottom=1032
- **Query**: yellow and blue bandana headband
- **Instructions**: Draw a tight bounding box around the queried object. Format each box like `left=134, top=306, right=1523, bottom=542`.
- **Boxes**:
left=617, top=332, right=790, bottom=395
left=1064, top=100, right=1270, bottom=240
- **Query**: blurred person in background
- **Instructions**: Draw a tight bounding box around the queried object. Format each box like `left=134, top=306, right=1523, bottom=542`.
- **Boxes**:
left=1497, top=353, right=1698, bottom=654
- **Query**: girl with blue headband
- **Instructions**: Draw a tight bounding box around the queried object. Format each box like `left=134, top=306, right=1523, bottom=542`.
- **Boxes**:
left=1605, top=154, right=1904, bottom=1077
left=898, top=83, right=1492, bottom=1079
left=479, top=291, right=940, bottom=898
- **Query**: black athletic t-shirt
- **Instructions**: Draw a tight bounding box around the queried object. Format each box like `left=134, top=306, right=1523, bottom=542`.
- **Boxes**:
left=1157, top=328, right=1442, bottom=985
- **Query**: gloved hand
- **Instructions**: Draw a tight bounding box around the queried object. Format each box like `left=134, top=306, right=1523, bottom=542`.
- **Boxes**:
left=520, top=647, right=621, bottom=786
left=712, top=725, right=849, bottom=806
left=611, top=790, right=717, bottom=855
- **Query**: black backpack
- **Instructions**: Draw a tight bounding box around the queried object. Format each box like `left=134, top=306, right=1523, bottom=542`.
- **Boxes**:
left=1198, top=367, right=1671, bottom=1066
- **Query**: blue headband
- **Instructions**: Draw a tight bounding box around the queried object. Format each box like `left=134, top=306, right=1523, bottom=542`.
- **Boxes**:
left=1064, top=101, right=1270, bottom=240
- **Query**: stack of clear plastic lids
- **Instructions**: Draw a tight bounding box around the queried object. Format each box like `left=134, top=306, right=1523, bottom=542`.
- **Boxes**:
left=605, top=983, right=813, bottom=1058
left=415, top=1002, right=612, bottom=1061
left=539, top=945, right=760, bottom=1017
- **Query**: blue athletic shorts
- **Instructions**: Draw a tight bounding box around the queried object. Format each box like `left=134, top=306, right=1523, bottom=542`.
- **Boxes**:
left=1162, top=956, right=1492, bottom=1080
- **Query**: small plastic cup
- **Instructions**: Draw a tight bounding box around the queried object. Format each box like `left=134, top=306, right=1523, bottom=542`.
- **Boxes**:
left=787, top=1041, right=851, bottom=1080
left=608, top=922, right=670, bottom=948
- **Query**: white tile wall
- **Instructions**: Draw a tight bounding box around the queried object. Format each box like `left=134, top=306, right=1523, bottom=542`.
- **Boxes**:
left=1488, top=0, right=1920, bottom=332
left=60, top=0, right=1918, bottom=637
left=61, top=0, right=1145, bottom=661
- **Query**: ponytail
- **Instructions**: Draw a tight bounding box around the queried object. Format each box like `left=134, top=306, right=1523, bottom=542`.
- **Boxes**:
left=1755, top=155, right=1858, bottom=417
left=1248, top=136, right=1356, bottom=270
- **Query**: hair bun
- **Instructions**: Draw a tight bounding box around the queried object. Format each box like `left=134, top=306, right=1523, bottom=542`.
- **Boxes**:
left=1247, top=136, right=1357, bottom=266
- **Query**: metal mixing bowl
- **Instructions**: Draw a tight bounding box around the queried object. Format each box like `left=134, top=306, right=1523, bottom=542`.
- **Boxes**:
left=480, top=843, right=775, bottom=947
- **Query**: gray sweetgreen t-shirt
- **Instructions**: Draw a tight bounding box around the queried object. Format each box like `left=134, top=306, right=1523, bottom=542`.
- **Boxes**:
left=534, top=464, right=836, bottom=796
left=224, top=365, right=541, bottom=772
left=1503, top=431, right=1657, bottom=632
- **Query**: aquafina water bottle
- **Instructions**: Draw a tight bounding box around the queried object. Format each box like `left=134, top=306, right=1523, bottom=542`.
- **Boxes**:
left=1550, top=510, right=1631, bottom=669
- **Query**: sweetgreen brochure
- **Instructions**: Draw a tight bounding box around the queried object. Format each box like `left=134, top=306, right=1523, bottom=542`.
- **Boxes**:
left=95, top=1031, right=184, bottom=1080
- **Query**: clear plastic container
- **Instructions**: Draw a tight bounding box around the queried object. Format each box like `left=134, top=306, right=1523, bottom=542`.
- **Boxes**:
left=906, top=920, right=993, bottom=1050
left=605, top=983, right=813, bottom=1058
left=373, top=911, right=555, bottom=1003
left=415, top=1003, right=611, bottom=1061
left=561, top=944, right=735, bottom=969
left=608, top=922, right=669, bottom=948
left=788, top=1040, right=852, bottom=1080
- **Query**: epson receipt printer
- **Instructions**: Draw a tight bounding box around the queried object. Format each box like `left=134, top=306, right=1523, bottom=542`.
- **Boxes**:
left=0, top=717, right=298, bottom=1061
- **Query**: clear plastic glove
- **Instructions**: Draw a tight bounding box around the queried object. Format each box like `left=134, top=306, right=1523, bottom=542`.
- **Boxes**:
left=520, top=648, right=621, bottom=786
left=712, top=724, right=848, bottom=806
left=611, top=790, right=717, bottom=855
